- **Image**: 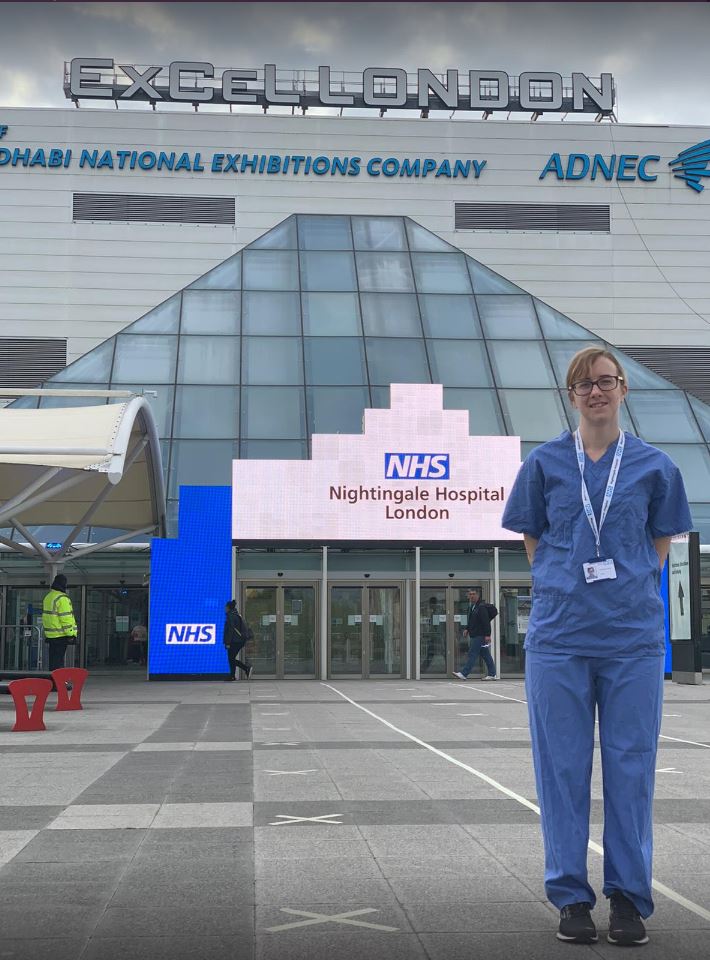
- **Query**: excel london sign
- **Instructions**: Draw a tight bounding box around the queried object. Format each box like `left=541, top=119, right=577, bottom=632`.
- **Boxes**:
left=65, top=60, right=615, bottom=116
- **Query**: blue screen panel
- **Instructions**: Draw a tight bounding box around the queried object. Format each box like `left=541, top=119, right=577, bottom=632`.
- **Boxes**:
left=149, top=486, right=232, bottom=676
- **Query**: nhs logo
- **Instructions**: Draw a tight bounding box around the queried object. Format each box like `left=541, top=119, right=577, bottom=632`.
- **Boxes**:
left=165, top=623, right=217, bottom=645
left=384, top=453, right=450, bottom=480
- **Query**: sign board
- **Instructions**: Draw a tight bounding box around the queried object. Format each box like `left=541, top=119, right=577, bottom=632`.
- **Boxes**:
left=669, top=535, right=692, bottom=641
left=233, top=384, right=522, bottom=545
left=115, top=615, right=129, bottom=633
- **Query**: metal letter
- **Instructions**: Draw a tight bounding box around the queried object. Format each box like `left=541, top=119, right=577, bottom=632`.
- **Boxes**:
left=519, top=72, right=563, bottom=111
left=69, top=58, right=114, bottom=98
left=168, top=61, right=214, bottom=102
left=572, top=73, right=614, bottom=112
left=119, top=65, right=163, bottom=101
left=417, top=69, right=458, bottom=109
left=363, top=67, right=408, bottom=107
left=264, top=64, right=299, bottom=105
left=469, top=71, right=509, bottom=109
left=318, top=66, right=354, bottom=106
left=223, top=69, right=258, bottom=103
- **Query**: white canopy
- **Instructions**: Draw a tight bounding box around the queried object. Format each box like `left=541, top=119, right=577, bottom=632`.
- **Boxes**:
left=0, top=396, right=166, bottom=567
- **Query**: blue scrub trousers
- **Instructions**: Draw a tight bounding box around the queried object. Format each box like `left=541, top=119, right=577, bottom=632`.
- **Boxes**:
left=525, top=650, right=664, bottom=919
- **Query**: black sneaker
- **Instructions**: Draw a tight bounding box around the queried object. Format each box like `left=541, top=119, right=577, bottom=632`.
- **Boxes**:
left=557, top=902, right=598, bottom=943
left=607, top=892, right=649, bottom=946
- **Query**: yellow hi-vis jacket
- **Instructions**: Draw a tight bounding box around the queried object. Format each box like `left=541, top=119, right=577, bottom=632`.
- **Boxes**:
left=42, top=589, right=77, bottom=640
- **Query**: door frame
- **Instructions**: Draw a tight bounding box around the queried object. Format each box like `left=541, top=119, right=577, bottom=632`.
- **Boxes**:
left=414, top=580, right=493, bottom=678
left=239, top=580, right=319, bottom=679
left=328, top=581, right=406, bottom=679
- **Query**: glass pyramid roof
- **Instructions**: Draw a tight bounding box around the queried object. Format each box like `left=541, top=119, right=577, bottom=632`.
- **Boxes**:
left=13, top=214, right=710, bottom=541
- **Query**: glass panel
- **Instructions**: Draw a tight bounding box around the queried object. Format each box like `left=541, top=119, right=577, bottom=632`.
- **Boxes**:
left=609, top=349, right=675, bottom=390
left=688, top=395, right=710, bottom=443
left=241, top=386, right=306, bottom=439
left=488, top=340, right=556, bottom=388
left=7, top=396, right=38, bottom=409
left=499, top=389, right=569, bottom=440
left=188, top=254, right=241, bottom=290
left=535, top=299, right=591, bottom=339
left=52, top=340, right=114, bottom=382
left=110, top=384, right=173, bottom=437
left=547, top=339, right=604, bottom=387
left=244, top=586, right=277, bottom=675
left=128, top=294, right=181, bottom=334
left=498, top=585, right=530, bottom=675
left=173, top=385, right=239, bottom=439
left=168, top=440, right=236, bottom=497
left=242, top=337, right=302, bottom=385
left=419, top=294, right=481, bottom=338
left=420, top=588, right=447, bottom=675
left=360, top=293, right=421, bottom=337
left=302, top=292, right=362, bottom=336
left=625, top=392, right=702, bottom=443
left=242, top=250, right=299, bottom=290
left=352, top=217, right=406, bottom=251
left=521, top=441, right=541, bottom=459
left=284, top=586, right=316, bottom=675
left=330, top=587, right=362, bottom=675
left=242, top=291, right=301, bottom=335
left=83, top=587, right=148, bottom=672
left=468, top=260, right=521, bottom=295
left=113, top=335, right=177, bottom=383
left=240, top=440, right=308, bottom=459
left=304, top=338, right=366, bottom=385
left=369, top=587, right=401, bottom=675
left=412, top=253, right=472, bottom=294
left=298, top=215, right=352, bottom=250
left=38, top=385, right=105, bottom=409
left=370, top=386, right=390, bottom=408
left=366, top=338, right=430, bottom=384
left=655, top=444, right=710, bottom=503
left=443, top=388, right=504, bottom=435
left=477, top=295, right=541, bottom=339
left=181, top=291, right=240, bottom=334
left=251, top=217, right=297, bottom=249
left=177, top=336, right=239, bottom=385
left=690, top=505, right=710, bottom=550
left=300, top=251, right=357, bottom=292
left=356, top=252, right=415, bottom=292
left=308, top=386, right=369, bottom=433
left=428, top=340, right=492, bottom=388
left=406, top=219, right=454, bottom=252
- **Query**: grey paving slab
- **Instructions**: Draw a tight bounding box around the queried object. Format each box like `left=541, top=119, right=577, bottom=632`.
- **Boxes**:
left=0, top=940, right=88, bottom=960
left=92, top=905, right=254, bottom=939
left=401, top=899, right=557, bottom=933
left=12, top=828, right=146, bottom=862
left=81, top=936, right=250, bottom=960
left=256, top=856, right=382, bottom=882
left=0, top=858, right=126, bottom=882
left=0, top=904, right=101, bottom=939
left=135, top=827, right=253, bottom=855
left=418, top=932, right=600, bottom=959
left=255, top=876, right=396, bottom=904
left=0, top=806, right=63, bottom=829
left=256, top=931, right=428, bottom=960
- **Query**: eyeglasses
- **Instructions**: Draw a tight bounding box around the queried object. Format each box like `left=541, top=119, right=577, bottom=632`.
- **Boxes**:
left=570, top=375, right=624, bottom=396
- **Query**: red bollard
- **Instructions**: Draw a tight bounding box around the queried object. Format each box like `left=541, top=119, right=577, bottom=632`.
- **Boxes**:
left=8, top=678, right=53, bottom=732
left=51, top=668, right=89, bottom=711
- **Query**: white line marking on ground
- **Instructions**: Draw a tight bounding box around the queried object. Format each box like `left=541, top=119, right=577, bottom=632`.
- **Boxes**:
left=269, top=813, right=343, bottom=826
left=265, top=907, right=398, bottom=933
left=430, top=703, right=458, bottom=706
left=458, top=713, right=486, bottom=717
left=448, top=681, right=529, bottom=706
left=260, top=712, right=289, bottom=716
left=263, top=769, right=318, bottom=776
left=323, top=682, right=710, bottom=924
left=663, top=714, right=681, bottom=718
left=656, top=768, right=677, bottom=773
left=660, top=734, right=710, bottom=749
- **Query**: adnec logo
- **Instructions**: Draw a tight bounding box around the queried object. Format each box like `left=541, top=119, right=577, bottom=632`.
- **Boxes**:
left=669, top=140, right=710, bottom=193
left=384, top=453, right=450, bottom=480
left=165, top=623, right=216, bottom=644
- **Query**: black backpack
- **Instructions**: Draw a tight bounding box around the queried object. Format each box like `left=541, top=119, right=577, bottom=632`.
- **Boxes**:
left=485, top=603, right=499, bottom=621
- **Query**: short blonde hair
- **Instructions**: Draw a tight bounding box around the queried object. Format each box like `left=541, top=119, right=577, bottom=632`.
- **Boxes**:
left=566, top=347, right=626, bottom=391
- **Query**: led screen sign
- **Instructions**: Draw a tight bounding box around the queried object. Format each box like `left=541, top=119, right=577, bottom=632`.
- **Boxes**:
left=232, top=384, right=523, bottom=545
left=66, top=60, right=615, bottom=116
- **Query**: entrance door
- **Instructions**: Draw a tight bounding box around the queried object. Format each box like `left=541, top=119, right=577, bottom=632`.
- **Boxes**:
left=498, top=585, right=530, bottom=675
left=419, top=583, right=490, bottom=677
left=242, top=584, right=317, bottom=678
left=329, top=585, right=403, bottom=678
left=84, top=586, right=149, bottom=671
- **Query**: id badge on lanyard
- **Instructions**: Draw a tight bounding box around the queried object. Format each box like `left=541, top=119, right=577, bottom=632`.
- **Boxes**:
left=574, top=429, right=624, bottom=585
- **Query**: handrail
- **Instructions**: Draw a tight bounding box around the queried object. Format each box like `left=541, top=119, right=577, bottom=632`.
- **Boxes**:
left=0, top=624, right=44, bottom=671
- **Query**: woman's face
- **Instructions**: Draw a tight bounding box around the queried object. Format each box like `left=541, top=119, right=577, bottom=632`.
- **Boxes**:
left=569, top=356, right=627, bottom=427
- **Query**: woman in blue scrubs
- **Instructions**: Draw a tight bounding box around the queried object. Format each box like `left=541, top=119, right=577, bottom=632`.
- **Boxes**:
left=502, top=347, right=692, bottom=947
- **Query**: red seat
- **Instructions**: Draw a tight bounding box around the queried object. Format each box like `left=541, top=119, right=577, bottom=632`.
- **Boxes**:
left=51, top=668, right=89, bottom=711
left=7, top=678, right=53, bottom=732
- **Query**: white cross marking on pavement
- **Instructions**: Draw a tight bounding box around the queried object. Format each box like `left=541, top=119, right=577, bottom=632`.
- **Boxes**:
left=263, top=741, right=300, bottom=746
left=263, top=769, right=318, bottom=776
left=265, top=907, right=399, bottom=932
left=498, top=727, right=528, bottom=731
left=458, top=712, right=485, bottom=716
left=656, top=767, right=678, bottom=773
left=260, top=712, right=289, bottom=716
left=261, top=727, right=292, bottom=731
left=269, top=813, right=344, bottom=826
left=663, top=714, right=682, bottom=718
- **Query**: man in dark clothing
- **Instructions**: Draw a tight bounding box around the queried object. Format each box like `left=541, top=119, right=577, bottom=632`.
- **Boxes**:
left=223, top=600, right=253, bottom=681
left=453, top=587, right=497, bottom=680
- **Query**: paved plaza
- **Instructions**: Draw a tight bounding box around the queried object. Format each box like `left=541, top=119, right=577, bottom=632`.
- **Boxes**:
left=1, top=675, right=709, bottom=959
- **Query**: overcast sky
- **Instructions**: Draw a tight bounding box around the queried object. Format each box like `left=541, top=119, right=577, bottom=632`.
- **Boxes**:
left=1, top=1, right=709, bottom=125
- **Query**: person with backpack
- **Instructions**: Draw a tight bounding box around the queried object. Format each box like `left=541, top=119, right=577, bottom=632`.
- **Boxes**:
left=223, top=599, right=253, bottom=681
left=453, top=587, right=497, bottom=681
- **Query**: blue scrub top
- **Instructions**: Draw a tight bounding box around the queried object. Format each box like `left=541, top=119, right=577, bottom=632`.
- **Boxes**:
left=502, top=431, right=693, bottom=657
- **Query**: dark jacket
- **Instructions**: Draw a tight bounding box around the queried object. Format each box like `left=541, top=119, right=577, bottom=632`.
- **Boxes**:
left=223, top=609, right=246, bottom=649
left=466, top=601, right=491, bottom=638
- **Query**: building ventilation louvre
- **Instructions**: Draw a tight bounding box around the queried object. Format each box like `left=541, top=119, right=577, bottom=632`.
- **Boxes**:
left=0, top=338, right=67, bottom=392
left=73, top=193, right=236, bottom=225
left=455, top=202, right=610, bottom=232
left=621, top=346, right=710, bottom=406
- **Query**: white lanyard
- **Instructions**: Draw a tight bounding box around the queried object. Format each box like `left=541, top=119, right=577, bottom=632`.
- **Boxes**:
left=574, top=429, right=625, bottom=557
